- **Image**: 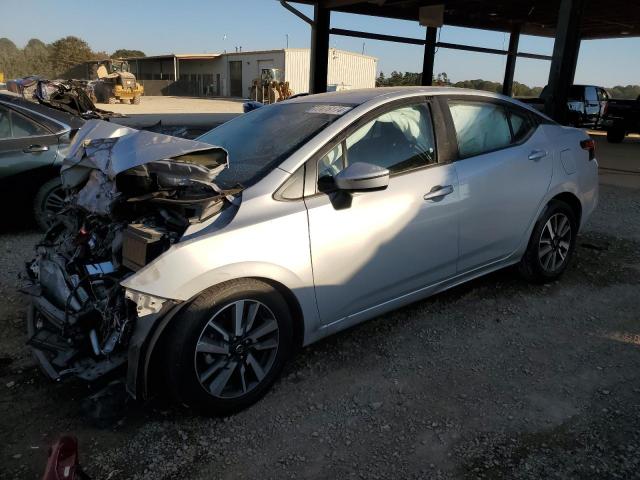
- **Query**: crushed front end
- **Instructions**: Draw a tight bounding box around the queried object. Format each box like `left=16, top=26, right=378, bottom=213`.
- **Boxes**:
left=23, top=120, right=234, bottom=388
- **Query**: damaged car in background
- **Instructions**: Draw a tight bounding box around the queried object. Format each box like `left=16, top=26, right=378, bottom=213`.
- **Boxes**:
left=24, top=88, right=598, bottom=415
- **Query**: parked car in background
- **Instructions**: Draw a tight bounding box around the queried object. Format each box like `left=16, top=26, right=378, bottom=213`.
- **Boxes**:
left=519, top=84, right=609, bottom=128
left=0, top=92, right=84, bottom=229
left=602, top=94, right=640, bottom=143
left=26, top=87, right=598, bottom=415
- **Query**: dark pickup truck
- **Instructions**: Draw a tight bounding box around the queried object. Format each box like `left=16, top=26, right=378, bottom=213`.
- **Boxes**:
left=602, top=95, right=640, bottom=143
left=518, top=84, right=610, bottom=128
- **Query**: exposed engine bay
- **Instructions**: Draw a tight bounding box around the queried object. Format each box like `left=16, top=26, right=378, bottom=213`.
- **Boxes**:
left=23, top=120, right=233, bottom=383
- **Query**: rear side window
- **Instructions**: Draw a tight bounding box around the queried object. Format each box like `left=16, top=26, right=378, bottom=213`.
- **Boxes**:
left=448, top=101, right=511, bottom=158
left=585, top=87, right=598, bottom=103
left=0, top=105, right=49, bottom=139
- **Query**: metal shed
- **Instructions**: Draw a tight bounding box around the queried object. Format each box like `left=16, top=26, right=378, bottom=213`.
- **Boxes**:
left=215, top=48, right=377, bottom=98
left=126, top=49, right=377, bottom=98
left=283, top=0, right=640, bottom=123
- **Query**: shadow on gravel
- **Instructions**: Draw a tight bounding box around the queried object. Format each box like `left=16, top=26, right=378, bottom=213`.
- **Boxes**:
left=457, top=378, right=640, bottom=479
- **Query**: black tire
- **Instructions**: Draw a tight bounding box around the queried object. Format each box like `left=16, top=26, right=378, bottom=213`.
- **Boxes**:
left=132, top=96, right=141, bottom=105
left=33, top=177, right=65, bottom=231
left=607, top=127, right=626, bottom=143
left=108, top=97, right=118, bottom=104
left=162, top=279, right=293, bottom=415
left=518, top=200, right=578, bottom=283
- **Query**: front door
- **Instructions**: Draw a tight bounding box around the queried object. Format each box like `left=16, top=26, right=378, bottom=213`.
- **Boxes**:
left=229, top=61, right=243, bottom=98
left=305, top=100, right=460, bottom=324
left=446, top=99, right=553, bottom=272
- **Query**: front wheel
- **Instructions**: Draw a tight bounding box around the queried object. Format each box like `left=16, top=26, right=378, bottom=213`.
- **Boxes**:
left=518, top=200, right=578, bottom=283
left=33, top=178, right=65, bottom=231
left=162, top=279, right=293, bottom=415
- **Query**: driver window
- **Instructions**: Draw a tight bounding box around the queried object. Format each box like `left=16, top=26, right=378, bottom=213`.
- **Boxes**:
left=317, top=103, right=436, bottom=184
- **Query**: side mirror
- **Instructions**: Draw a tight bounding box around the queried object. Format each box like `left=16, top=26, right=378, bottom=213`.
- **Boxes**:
left=333, top=162, right=389, bottom=192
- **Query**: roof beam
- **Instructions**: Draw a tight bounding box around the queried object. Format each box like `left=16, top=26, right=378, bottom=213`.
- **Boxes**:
left=329, top=27, right=551, bottom=60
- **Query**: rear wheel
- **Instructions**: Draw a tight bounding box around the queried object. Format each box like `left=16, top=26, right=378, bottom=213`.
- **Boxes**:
left=107, top=96, right=118, bottom=104
left=33, top=178, right=65, bottom=231
left=518, top=200, right=577, bottom=283
left=162, top=279, right=293, bottom=415
left=132, top=96, right=141, bottom=105
left=607, top=127, right=626, bottom=143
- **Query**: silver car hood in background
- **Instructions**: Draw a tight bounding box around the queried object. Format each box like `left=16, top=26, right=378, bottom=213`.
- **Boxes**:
left=60, top=119, right=228, bottom=215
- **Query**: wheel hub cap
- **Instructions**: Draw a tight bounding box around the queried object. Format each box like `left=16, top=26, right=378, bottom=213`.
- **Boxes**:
left=193, top=299, right=279, bottom=399
left=538, top=213, right=572, bottom=272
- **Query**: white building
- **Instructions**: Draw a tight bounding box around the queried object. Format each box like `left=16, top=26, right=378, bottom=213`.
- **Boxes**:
left=127, top=48, right=378, bottom=98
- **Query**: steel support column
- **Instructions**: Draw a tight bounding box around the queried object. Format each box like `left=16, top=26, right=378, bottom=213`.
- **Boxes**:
left=502, top=25, right=521, bottom=96
left=422, top=27, right=437, bottom=86
left=310, top=5, right=330, bottom=94
left=545, top=0, right=584, bottom=122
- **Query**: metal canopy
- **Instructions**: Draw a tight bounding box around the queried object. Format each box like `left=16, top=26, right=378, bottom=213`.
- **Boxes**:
left=293, top=0, right=640, bottom=39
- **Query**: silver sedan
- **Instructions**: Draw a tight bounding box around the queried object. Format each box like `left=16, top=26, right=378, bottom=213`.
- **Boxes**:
left=29, top=87, right=599, bottom=415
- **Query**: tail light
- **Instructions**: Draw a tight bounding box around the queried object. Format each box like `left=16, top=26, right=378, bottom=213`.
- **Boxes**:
left=580, top=138, right=596, bottom=160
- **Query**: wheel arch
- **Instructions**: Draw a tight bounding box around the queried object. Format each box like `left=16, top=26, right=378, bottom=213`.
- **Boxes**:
left=550, top=191, right=582, bottom=226
left=139, top=276, right=306, bottom=400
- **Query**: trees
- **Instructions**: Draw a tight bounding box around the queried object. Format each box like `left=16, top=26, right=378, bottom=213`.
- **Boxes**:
left=607, top=85, right=640, bottom=100
left=375, top=71, right=548, bottom=97
left=0, top=36, right=146, bottom=80
left=0, top=38, right=21, bottom=79
left=24, top=39, right=52, bottom=78
left=111, top=49, right=145, bottom=59
left=48, top=36, right=96, bottom=77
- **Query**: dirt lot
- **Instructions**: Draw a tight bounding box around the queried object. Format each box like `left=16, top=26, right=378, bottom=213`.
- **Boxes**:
left=1, top=137, right=639, bottom=480
left=97, top=96, right=244, bottom=132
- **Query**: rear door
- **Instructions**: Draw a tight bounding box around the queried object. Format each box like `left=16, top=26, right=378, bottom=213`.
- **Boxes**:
left=0, top=104, right=59, bottom=180
left=445, top=98, right=553, bottom=272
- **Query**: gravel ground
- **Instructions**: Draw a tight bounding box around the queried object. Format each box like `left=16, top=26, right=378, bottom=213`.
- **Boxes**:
left=1, top=181, right=639, bottom=479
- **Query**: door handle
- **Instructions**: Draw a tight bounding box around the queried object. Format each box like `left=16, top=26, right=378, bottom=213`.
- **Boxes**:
left=23, top=145, right=49, bottom=153
left=424, top=184, right=454, bottom=201
left=528, top=150, right=547, bottom=161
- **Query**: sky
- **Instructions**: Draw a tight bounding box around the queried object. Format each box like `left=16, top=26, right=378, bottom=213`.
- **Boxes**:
left=2, top=0, right=640, bottom=88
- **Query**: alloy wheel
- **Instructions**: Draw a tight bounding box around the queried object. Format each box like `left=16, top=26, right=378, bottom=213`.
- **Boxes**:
left=194, top=300, right=280, bottom=399
left=42, top=187, right=66, bottom=225
left=538, top=213, right=572, bottom=272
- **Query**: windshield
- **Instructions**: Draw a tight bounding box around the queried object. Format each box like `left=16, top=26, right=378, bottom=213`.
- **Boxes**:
left=197, top=102, right=353, bottom=188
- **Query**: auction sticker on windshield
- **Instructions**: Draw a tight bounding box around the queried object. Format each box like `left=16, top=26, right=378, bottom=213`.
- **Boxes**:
left=306, top=105, right=353, bottom=115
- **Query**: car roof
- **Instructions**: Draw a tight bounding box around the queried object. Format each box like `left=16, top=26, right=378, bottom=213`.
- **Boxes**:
left=284, top=86, right=511, bottom=106
left=0, top=92, right=85, bottom=133
left=284, top=86, right=553, bottom=122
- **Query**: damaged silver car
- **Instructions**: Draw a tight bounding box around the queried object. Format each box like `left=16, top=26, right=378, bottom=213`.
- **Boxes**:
left=24, top=88, right=599, bottom=415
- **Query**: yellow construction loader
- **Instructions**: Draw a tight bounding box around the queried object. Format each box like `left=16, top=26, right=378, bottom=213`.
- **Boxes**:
left=90, top=60, right=144, bottom=104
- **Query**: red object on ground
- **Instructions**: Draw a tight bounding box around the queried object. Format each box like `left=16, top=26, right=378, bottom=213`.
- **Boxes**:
left=42, top=435, right=81, bottom=480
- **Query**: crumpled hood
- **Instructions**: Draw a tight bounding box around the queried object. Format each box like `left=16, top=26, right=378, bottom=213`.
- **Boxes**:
left=61, top=119, right=227, bottom=188
left=60, top=119, right=229, bottom=216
